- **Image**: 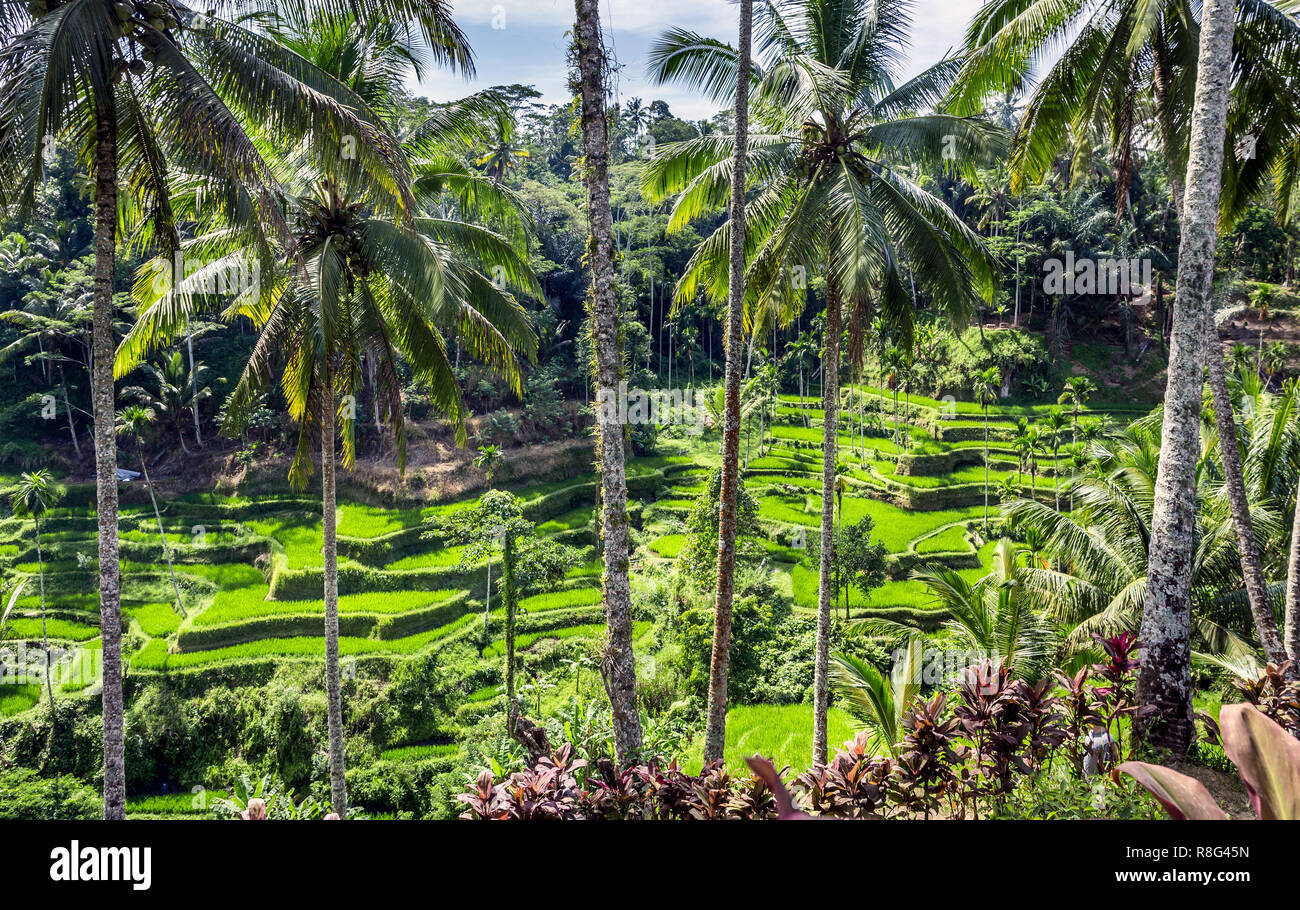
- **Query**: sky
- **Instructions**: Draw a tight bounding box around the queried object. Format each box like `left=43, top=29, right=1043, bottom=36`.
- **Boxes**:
left=410, top=0, right=987, bottom=120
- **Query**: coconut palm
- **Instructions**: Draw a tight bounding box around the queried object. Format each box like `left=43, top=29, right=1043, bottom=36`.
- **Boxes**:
left=697, top=0, right=752, bottom=764
left=9, top=469, right=63, bottom=710
left=114, top=404, right=185, bottom=618
left=1059, top=375, right=1095, bottom=508
left=114, top=12, right=535, bottom=815
left=476, top=110, right=530, bottom=184
left=646, top=0, right=1001, bottom=764
left=974, top=366, right=1001, bottom=534
left=917, top=539, right=1056, bottom=678
left=951, top=0, right=1300, bottom=223
left=0, top=0, right=472, bottom=821
left=1136, top=0, right=1239, bottom=753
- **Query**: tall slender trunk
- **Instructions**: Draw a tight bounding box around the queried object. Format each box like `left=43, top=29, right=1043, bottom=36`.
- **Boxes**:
left=503, top=534, right=517, bottom=705
left=1136, top=0, right=1235, bottom=754
left=1206, top=319, right=1288, bottom=665
left=983, top=408, right=990, bottom=534
left=187, top=327, right=201, bottom=447
left=92, top=101, right=126, bottom=821
left=813, top=275, right=842, bottom=766
left=58, top=364, right=80, bottom=458
left=702, top=2, right=751, bottom=763
left=138, top=443, right=186, bottom=617
left=36, top=518, right=53, bottom=712
left=320, top=360, right=348, bottom=817
left=574, top=0, right=642, bottom=764
left=1287, top=488, right=1300, bottom=662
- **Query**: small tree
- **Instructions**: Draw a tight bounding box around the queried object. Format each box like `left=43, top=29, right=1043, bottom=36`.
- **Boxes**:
left=116, top=406, right=186, bottom=618
left=9, top=470, right=63, bottom=710
left=434, top=491, right=579, bottom=739
left=810, top=516, right=889, bottom=620
left=680, top=468, right=761, bottom=587
left=474, top=444, right=505, bottom=488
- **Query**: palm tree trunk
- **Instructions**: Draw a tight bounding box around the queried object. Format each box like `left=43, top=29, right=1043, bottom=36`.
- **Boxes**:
left=58, top=364, right=80, bottom=458
left=983, top=409, right=990, bottom=534
left=701, top=0, right=750, bottom=760
left=187, top=329, right=202, bottom=447
left=503, top=533, right=518, bottom=713
left=1206, top=319, right=1288, bottom=665
left=320, top=361, right=348, bottom=817
left=36, top=518, right=53, bottom=712
left=574, top=0, right=642, bottom=765
left=138, top=443, right=186, bottom=618
left=1136, top=0, right=1235, bottom=754
left=813, top=274, right=842, bottom=767
left=1287, top=488, right=1300, bottom=662
left=92, top=100, right=126, bottom=821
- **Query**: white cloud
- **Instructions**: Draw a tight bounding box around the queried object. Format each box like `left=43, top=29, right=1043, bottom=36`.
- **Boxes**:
left=414, top=0, right=989, bottom=119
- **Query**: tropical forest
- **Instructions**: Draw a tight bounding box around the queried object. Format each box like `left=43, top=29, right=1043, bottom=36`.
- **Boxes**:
left=1, top=0, right=1300, bottom=852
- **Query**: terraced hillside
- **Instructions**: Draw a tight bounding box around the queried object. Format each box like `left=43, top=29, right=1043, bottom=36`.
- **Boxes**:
left=0, top=387, right=1142, bottom=802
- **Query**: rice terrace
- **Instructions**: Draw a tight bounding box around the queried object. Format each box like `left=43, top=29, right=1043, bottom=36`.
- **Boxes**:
left=1, top=0, right=1299, bottom=873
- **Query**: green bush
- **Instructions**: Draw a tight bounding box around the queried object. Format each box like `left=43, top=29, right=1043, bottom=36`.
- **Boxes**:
left=0, top=767, right=100, bottom=820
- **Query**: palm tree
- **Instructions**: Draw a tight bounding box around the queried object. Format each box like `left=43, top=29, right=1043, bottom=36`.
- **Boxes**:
left=0, top=0, right=463, bottom=821
left=646, top=0, right=1000, bottom=765
left=829, top=634, right=923, bottom=757
left=115, top=404, right=185, bottom=619
left=474, top=443, right=504, bottom=487
left=624, top=97, right=649, bottom=138
left=1059, top=376, right=1096, bottom=509
left=116, top=15, right=535, bottom=815
left=1003, top=418, right=1256, bottom=654
left=1206, top=321, right=1290, bottom=669
left=974, top=366, right=1001, bottom=534
left=476, top=110, right=530, bottom=184
left=0, top=288, right=92, bottom=457
left=1136, top=0, right=1239, bottom=753
left=1043, top=406, right=1068, bottom=511
left=952, top=0, right=1300, bottom=224
left=912, top=540, right=1055, bottom=678
left=9, top=469, right=63, bottom=711
left=574, top=0, right=643, bottom=765
left=692, top=0, right=754, bottom=765
left=122, top=350, right=209, bottom=454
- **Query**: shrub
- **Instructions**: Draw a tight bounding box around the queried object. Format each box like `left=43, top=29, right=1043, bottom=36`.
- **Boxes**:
left=0, top=767, right=99, bottom=820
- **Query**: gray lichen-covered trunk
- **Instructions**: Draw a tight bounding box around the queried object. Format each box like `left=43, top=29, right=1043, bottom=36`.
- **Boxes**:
left=1136, top=0, right=1236, bottom=754
left=813, top=277, right=842, bottom=767
left=702, top=0, right=752, bottom=765
left=36, top=518, right=53, bottom=712
left=92, top=101, right=126, bottom=821
left=1286, top=488, right=1300, bottom=662
left=320, top=363, right=348, bottom=817
left=574, top=0, right=642, bottom=765
left=1205, top=319, right=1289, bottom=666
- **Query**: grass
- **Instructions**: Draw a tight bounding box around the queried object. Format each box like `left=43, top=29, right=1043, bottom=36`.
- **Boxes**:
left=126, top=793, right=207, bottom=816
left=682, top=704, right=858, bottom=775
left=757, top=492, right=985, bottom=553
left=0, top=617, right=100, bottom=641
left=648, top=534, right=687, bottom=558
left=914, top=524, right=972, bottom=554
left=379, top=743, right=459, bottom=762
left=0, top=683, right=40, bottom=716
